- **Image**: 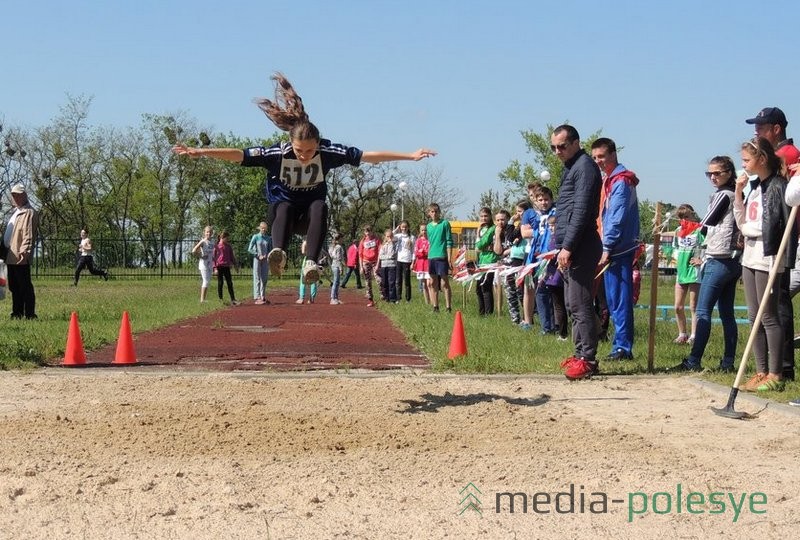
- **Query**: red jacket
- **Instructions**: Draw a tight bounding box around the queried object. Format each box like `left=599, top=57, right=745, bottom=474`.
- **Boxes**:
left=346, top=243, right=359, bottom=267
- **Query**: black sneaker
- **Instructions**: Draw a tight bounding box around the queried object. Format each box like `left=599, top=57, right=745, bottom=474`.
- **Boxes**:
left=717, top=362, right=735, bottom=373
left=669, top=359, right=702, bottom=372
left=605, top=349, right=633, bottom=361
left=433, top=306, right=440, bottom=313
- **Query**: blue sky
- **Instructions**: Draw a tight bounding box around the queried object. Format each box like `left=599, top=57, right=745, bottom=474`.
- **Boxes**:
left=2, top=0, right=799, bottom=219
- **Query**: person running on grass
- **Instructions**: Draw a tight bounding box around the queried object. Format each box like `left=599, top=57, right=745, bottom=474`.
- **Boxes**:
left=172, top=72, right=436, bottom=285
left=73, top=228, right=110, bottom=286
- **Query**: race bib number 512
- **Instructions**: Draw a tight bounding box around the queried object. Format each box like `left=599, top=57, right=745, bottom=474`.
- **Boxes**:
left=280, top=156, right=323, bottom=189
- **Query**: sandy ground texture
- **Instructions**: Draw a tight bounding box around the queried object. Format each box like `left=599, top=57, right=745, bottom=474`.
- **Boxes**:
left=1, top=370, right=799, bottom=539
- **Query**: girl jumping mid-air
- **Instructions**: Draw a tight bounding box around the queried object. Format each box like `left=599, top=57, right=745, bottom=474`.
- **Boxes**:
left=172, top=72, right=436, bottom=285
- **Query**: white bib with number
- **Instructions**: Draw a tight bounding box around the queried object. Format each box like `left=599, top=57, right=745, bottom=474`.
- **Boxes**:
left=279, top=154, right=324, bottom=190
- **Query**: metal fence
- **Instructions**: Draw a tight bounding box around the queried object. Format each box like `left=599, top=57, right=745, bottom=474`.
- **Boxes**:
left=24, top=232, right=479, bottom=279
left=29, top=237, right=306, bottom=279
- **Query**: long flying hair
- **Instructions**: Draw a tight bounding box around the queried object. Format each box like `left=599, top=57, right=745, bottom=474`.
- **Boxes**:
left=254, top=72, right=320, bottom=141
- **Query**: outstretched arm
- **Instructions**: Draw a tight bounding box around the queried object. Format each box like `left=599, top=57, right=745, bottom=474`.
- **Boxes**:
left=361, top=148, right=437, bottom=164
left=172, top=145, right=244, bottom=163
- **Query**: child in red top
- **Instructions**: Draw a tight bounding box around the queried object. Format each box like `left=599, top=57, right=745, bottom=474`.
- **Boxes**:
left=358, top=225, right=381, bottom=307
left=413, top=223, right=431, bottom=304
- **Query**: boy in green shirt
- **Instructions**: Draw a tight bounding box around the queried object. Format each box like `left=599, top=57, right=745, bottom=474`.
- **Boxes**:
left=425, top=203, right=453, bottom=313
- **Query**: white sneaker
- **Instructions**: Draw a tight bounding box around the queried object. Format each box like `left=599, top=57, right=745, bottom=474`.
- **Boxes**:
left=302, top=260, right=320, bottom=285
left=267, top=248, right=286, bottom=277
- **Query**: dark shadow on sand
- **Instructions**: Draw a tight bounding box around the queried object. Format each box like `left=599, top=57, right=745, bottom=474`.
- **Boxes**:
left=398, top=391, right=550, bottom=414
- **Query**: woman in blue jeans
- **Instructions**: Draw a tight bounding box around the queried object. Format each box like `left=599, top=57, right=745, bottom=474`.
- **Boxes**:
left=672, top=156, right=741, bottom=372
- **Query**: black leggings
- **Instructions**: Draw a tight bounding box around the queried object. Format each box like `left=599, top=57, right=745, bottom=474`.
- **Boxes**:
left=74, top=255, right=106, bottom=284
left=396, top=261, right=412, bottom=301
left=217, top=266, right=235, bottom=301
left=269, top=200, right=328, bottom=262
left=476, top=272, right=495, bottom=315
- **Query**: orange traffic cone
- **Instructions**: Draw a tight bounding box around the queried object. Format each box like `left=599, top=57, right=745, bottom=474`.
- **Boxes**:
left=62, top=311, right=87, bottom=366
left=448, top=310, right=468, bottom=359
left=112, top=311, right=137, bottom=365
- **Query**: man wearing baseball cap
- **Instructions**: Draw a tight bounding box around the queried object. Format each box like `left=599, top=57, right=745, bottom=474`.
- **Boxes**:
left=3, top=183, right=39, bottom=319
left=745, top=107, right=800, bottom=382
left=745, top=107, right=800, bottom=167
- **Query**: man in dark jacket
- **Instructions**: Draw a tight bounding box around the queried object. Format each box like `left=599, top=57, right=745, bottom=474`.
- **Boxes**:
left=551, top=125, right=603, bottom=379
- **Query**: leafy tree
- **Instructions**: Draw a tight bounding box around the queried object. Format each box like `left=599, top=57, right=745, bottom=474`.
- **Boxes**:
left=638, top=200, right=677, bottom=244
left=190, top=132, right=282, bottom=259
left=98, top=126, right=148, bottom=267
left=327, top=162, right=398, bottom=241
left=26, top=95, right=110, bottom=238
left=396, top=164, right=465, bottom=225
left=470, top=189, right=515, bottom=220
left=499, top=123, right=603, bottom=202
left=0, top=121, right=28, bottom=200
left=2, top=98, right=473, bottom=272
left=326, top=163, right=465, bottom=246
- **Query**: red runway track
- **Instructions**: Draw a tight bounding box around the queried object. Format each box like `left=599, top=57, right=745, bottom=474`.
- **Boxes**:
left=79, top=288, right=429, bottom=371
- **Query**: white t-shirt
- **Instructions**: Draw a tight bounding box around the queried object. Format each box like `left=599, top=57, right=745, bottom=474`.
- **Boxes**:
left=79, top=238, right=92, bottom=256
left=736, top=183, right=772, bottom=272
left=786, top=174, right=800, bottom=207
left=3, top=209, right=21, bottom=247
left=394, top=232, right=415, bottom=264
left=197, top=238, right=214, bottom=269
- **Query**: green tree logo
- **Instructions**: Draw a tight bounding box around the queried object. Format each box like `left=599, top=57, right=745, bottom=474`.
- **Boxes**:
left=458, top=483, right=483, bottom=516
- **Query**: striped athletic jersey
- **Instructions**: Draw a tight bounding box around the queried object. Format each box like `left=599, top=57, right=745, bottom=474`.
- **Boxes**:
left=241, top=139, right=363, bottom=204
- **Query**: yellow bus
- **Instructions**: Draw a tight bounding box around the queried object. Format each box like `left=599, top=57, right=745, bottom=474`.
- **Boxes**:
left=449, top=220, right=480, bottom=261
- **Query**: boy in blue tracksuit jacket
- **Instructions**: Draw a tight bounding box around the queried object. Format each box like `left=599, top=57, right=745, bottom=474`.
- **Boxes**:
left=528, top=188, right=557, bottom=334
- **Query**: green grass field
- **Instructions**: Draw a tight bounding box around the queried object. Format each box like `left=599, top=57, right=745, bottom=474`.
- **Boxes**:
left=1, top=275, right=798, bottom=404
